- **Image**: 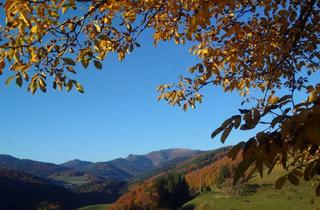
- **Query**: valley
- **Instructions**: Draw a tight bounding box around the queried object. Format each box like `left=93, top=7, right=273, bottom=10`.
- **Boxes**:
left=0, top=148, right=203, bottom=210
left=1, top=147, right=319, bottom=210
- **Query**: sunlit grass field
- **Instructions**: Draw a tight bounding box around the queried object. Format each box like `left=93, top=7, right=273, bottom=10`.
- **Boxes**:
left=181, top=167, right=320, bottom=210
left=77, top=204, right=111, bottom=210
left=182, top=184, right=320, bottom=210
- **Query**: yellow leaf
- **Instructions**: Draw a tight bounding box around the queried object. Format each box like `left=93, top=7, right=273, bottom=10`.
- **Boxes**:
left=308, top=90, right=319, bottom=103
left=20, top=11, right=31, bottom=26
left=62, top=6, right=68, bottom=14
left=269, top=96, right=279, bottom=105
left=5, top=75, right=15, bottom=86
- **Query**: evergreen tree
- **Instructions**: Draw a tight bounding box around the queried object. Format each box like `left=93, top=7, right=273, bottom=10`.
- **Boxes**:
left=216, top=166, right=230, bottom=187
left=154, top=172, right=190, bottom=210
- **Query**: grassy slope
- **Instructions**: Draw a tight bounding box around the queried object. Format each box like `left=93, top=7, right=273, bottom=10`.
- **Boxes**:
left=77, top=204, right=111, bottom=210
left=182, top=168, right=320, bottom=210
left=182, top=185, right=320, bottom=210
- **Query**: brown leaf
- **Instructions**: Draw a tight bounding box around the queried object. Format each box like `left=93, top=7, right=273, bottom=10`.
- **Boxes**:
left=233, top=158, right=254, bottom=185
left=221, top=125, right=233, bottom=143
left=211, top=127, right=223, bottom=139
left=228, top=141, right=245, bottom=160
left=62, top=57, right=76, bottom=66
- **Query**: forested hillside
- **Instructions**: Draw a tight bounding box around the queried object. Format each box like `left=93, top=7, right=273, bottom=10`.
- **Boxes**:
left=109, top=148, right=233, bottom=209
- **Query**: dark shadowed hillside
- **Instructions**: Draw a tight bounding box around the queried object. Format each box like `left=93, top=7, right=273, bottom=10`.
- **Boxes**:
left=0, top=169, right=77, bottom=210
left=0, top=169, right=127, bottom=210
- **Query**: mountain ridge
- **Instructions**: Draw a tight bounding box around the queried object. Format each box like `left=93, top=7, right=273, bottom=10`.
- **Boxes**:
left=59, top=148, right=202, bottom=179
left=0, top=148, right=203, bottom=180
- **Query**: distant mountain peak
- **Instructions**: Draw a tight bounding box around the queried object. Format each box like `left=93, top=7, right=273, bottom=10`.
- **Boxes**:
left=126, top=154, right=134, bottom=159
left=60, top=159, right=93, bottom=171
left=126, top=148, right=200, bottom=159
left=145, top=148, right=202, bottom=166
left=63, top=159, right=92, bottom=164
left=59, top=148, right=203, bottom=178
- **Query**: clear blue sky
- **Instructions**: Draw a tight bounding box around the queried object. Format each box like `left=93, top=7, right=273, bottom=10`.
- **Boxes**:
left=0, top=32, right=259, bottom=164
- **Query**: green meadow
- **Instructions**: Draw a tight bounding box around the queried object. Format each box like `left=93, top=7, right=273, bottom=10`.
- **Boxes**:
left=181, top=168, right=320, bottom=210
left=53, top=175, right=91, bottom=185
left=78, top=204, right=111, bottom=210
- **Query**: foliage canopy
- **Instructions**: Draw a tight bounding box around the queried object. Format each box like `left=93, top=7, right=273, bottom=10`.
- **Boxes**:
left=0, top=0, right=320, bottom=195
